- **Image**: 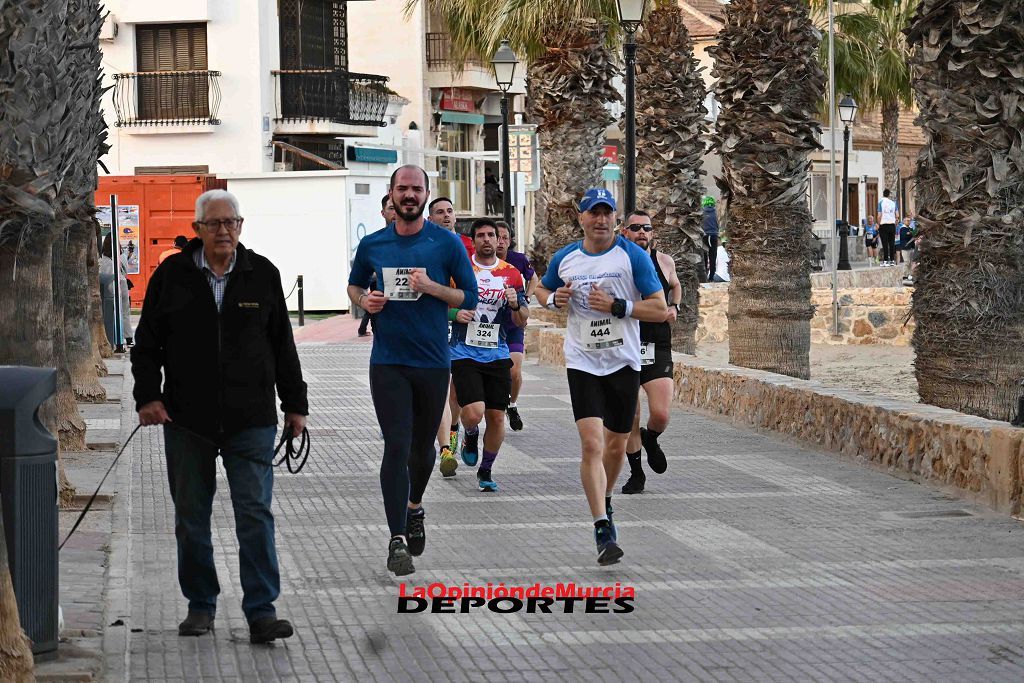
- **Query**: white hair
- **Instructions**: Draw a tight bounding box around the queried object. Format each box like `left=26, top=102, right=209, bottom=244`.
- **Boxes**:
left=195, top=189, right=241, bottom=222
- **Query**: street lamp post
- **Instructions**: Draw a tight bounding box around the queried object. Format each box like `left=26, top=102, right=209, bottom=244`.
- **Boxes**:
left=491, top=40, right=519, bottom=231
left=616, top=0, right=648, bottom=215
left=837, top=95, right=858, bottom=271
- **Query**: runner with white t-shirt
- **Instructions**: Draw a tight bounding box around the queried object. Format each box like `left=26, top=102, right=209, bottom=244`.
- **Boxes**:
left=536, top=188, right=667, bottom=566
left=877, top=189, right=900, bottom=266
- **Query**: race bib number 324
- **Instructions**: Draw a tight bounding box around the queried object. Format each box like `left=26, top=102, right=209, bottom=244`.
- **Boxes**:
left=382, top=267, right=422, bottom=301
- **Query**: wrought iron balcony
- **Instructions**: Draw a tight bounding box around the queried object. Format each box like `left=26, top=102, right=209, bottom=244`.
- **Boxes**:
left=426, top=32, right=485, bottom=71
left=272, top=70, right=389, bottom=127
left=112, top=70, right=222, bottom=127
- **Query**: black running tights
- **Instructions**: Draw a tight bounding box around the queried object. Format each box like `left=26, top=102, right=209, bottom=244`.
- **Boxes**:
left=369, top=364, right=449, bottom=537
left=879, top=224, right=897, bottom=263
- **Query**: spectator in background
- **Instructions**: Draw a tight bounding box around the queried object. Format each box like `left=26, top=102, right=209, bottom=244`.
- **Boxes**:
left=100, top=233, right=134, bottom=347
left=863, top=216, right=879, bottom=265
left=702, top=196, right=720, bottom=281
left=358, top=195, right=395, bottom=337
left=159, top=235, right=190, bottom=265
left=712, top=238, right=731, bottom=283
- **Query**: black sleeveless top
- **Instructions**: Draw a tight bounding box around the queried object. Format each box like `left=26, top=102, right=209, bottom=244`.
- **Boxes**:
left=639, top=248, right=672, bottom=346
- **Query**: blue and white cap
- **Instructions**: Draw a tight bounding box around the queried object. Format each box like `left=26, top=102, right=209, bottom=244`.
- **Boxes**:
left=578, top=188, right=617, bottom=213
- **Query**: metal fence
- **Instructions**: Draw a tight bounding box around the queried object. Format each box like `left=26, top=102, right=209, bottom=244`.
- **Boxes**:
left=272, top=69, right=389, bottom=127
left=112, top=70, right=222, bottom=126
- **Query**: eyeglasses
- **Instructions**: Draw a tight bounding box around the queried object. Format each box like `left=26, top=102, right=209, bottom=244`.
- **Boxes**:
left=627, top=224, right=653, bottom=232
left=197, top=218, right=242, bottom=232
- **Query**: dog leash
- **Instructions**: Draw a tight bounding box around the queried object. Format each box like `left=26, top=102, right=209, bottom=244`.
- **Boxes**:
left=59, top=422, right=310, bottom=550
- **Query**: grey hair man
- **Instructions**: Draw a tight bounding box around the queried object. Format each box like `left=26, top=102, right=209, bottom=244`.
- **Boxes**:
left=131, top=189, right=308, bottom=643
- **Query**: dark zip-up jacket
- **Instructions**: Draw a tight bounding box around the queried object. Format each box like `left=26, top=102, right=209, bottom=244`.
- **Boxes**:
left=131, top=240, right=308, bottom=440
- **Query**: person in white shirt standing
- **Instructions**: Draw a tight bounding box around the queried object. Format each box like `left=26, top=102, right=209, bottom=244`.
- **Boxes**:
left=877, top=189, right=900, bottom=266
left=536, top=188, right=667, bottom=566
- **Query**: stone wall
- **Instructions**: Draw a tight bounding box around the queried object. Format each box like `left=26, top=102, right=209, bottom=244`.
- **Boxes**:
left=533, top=279, right=913, bottom=347
left=533, top=325, right=1024, bottom=515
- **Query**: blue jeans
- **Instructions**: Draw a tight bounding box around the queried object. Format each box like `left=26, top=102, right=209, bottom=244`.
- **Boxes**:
left=163, top=424, right=279, bottom=622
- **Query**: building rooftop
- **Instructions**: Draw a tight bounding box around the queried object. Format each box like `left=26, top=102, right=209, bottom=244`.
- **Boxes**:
left=678, top=0, right=724, bottom=39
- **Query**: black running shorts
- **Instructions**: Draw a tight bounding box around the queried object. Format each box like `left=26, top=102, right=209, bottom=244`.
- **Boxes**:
left=566, top=366, right=641, bottom=434
left=451, top=358, right=513, bottom=411
left=639, top=343, right=674, bottom=385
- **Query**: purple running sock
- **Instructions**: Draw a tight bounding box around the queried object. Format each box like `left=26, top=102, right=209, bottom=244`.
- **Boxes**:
left=481, top=449, right=499, bottom=471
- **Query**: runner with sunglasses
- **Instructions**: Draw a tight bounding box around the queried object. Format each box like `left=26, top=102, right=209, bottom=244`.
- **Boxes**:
left=619, top=211, right=681, bottom=494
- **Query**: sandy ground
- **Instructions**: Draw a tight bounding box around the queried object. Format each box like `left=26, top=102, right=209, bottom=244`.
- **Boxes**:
left=695, top=342, right=920, bottom=403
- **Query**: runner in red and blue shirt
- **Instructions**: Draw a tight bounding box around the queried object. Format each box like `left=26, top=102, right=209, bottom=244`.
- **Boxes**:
left=448, top=218, right=529, bottom=492
left=495, top=222, right=537, bottom=432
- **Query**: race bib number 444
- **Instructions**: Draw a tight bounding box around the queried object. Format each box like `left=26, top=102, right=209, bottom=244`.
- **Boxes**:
left=382, top=267, right=422, bottom=301
left=580, top=317, right=624, bottom=351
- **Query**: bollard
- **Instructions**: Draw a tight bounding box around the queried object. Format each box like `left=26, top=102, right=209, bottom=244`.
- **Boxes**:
left=0, top=366, right=59, bottom=657
left=297, top=274, right=304, bottom=327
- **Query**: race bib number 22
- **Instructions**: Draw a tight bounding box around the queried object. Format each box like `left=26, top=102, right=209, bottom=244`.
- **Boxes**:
left=382, top=267, right=422, bottom=301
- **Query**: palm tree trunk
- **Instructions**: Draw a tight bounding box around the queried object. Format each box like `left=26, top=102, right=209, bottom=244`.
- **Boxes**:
left=634, top=5, right=709, bottom=354
left=67, top=218, right=106, bottom=401
left=709, top=0, right=825, bottom=379
left=52, top=233, right=88, bottom=451
left=0, top=500, right=34, bottom=683
left=881, top=99, right=901, bottom=197
left=526, top=18, right=620, bottom=273
left=907, top=0, right=1024, bottom=422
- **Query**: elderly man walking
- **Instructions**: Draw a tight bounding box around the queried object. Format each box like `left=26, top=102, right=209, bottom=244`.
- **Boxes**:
left=131, top=189, right=308, bottom=643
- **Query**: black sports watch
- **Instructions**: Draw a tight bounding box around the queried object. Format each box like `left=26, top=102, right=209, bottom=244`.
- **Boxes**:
left=670, top=303, right=680, bottom=312
left=611, top=298, right=628, bottom=319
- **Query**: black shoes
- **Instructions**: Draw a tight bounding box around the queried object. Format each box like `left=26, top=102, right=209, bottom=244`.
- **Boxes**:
left=178, top=610, right=215, bottom=636
left=406, top=509, right=426, bottom=556
left=641, top=428, right=668, bottom=474
left=249, top=616, right=294, bottom=644
left=507, top=405, right=524, bottom=431
left=387, top=537, right=415, bottom=576
left=622, top=471, right=645, bottom=494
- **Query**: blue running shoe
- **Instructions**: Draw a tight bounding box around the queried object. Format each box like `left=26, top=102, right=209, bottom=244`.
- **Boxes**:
left=595, top=523, right=623, bottom=566
left=462, top=429, right=479, bottom=466
left=477, top=468, right=498, bottom=492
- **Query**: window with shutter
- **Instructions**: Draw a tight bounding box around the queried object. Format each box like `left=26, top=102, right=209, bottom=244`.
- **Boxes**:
left=135, top=23, right=209, bottom=121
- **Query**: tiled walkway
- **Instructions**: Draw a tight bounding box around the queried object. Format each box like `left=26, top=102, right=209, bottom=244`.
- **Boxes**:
left=115, top=341, right=1024, bottom=682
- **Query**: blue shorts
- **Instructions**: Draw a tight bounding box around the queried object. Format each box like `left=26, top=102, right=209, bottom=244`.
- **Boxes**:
left=505, top=326, right=525, bottom=354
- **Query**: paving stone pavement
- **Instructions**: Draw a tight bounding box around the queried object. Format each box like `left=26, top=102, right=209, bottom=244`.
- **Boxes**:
left=113, top=342, right=1024, bottom=682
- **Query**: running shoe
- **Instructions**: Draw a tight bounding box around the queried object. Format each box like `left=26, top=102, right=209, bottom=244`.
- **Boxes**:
left=506, top=405, right=524, bottom=432
left=387, top=537, right=415, bottom=576
left=449, top=428, right=459, bottom=454
left=477, top=468, right=498, bottom=493
left=621, top=471, right=645, bottom=494
left=594, top=523, right=623, bottom=566
left=406, top=509, right=426, bottom=556
left=439, top=446, right=458, bottom=477
left=462, top=430, right=479, bottom=466
left=641, top=428, right=668, bottom=474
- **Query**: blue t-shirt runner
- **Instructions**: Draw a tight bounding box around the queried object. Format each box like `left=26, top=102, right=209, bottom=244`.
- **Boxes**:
left=346, top=165, right=479, bottom=578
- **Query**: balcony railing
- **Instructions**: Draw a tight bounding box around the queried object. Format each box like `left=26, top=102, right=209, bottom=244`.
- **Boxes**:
left=426, top=32, right=485, bottom=71
left=272, top=70, right=389, bottom=127
left=112, top=70, right=222, bottom=127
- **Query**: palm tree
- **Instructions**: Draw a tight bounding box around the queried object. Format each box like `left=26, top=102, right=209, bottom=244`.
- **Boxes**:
left=0, top=0, right=68, bottom=671
left=709, top=0, right=825, bottom=380
left=812, top=0, right=918, bottom=197
left=410, top=0, right=621, bottom=271
left=62, top=0, right=108, bottom=404
left=906, top=0, right=1024, bottom=422
left=0, top=504, right=33, bottom=682
left=0, top=0, right=77, bottom=503
left=633, top=1, right=708, bottom=354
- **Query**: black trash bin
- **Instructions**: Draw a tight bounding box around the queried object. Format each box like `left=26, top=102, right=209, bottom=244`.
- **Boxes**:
left=0, top=366, right=58, bottom=657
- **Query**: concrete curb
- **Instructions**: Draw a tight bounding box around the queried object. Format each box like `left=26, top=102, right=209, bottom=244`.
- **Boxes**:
left=529, top=324, right=1024, bottom=516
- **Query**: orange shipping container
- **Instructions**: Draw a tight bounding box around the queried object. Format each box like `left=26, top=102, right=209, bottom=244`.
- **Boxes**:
left=95, top=175, right=226, bottom=306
